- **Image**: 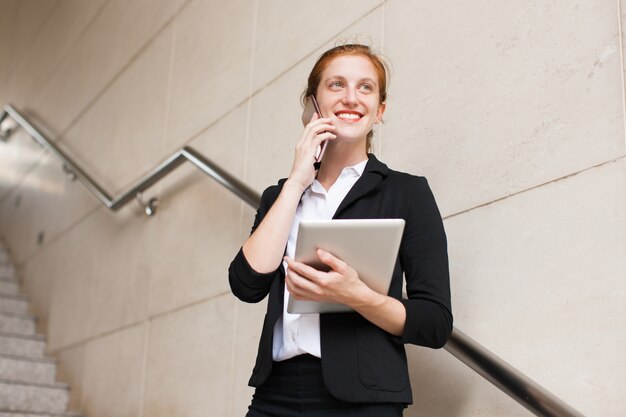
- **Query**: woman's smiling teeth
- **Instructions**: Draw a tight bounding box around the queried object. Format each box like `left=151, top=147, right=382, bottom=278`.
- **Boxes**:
left=335, top=111, right=363, bottom=122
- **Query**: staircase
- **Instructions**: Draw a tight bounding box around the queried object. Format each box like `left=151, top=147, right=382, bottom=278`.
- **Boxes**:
left=0, top=243, right=81, bottom=417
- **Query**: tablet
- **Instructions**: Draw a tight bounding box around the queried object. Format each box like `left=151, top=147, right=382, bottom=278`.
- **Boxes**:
left=287, top=219, right=405, bottom=314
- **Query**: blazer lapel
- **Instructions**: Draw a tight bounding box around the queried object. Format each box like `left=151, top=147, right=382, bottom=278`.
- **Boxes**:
left=333, top=154, right=389, bottom=219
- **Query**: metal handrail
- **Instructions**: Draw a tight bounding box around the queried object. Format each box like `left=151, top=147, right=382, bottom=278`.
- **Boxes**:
left=0, top=104, right=260, bottom=214
left=445, top=328, right=584, bottom=417
left=0, top=103, right=585, bottom=416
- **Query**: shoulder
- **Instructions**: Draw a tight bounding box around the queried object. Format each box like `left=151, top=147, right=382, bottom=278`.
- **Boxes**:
left=382, top=165, right=430, bottom=193
left=367, top=154, right=429, bottom=189
left=375, top=162, right=440, bottom=214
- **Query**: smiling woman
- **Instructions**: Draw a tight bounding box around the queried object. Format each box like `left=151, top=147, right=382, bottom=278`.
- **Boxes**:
left=229, top=44, right=452, bottom=417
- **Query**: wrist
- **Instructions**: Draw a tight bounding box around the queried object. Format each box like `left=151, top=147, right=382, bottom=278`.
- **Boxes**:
left=283, top=178, right=308, bottom=194
left=348, top=283, right=382, bottom=310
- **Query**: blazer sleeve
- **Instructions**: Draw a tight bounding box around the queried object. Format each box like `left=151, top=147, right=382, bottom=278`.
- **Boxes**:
left=228, top=185, right=283, bottom=303
left=398, top=177, right=453, bottom=348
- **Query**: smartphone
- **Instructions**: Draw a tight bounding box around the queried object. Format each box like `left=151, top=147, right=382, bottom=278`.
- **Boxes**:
left=301, top=94, right=329, bottom=169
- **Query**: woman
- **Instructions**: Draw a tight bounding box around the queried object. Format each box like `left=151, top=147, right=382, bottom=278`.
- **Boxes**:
left=229, top=44, right=452, bottom=416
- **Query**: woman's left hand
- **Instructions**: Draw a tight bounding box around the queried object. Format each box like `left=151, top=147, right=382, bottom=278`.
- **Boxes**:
left=284, top=249, right=373, bottom=308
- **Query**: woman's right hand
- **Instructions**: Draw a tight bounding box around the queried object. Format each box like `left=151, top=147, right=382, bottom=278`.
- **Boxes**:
left=288, top=113, right=336, bottom=190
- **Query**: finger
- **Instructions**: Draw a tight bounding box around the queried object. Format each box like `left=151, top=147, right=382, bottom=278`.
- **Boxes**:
left=306, top=115, right=332, bottom=127
left=285, top=273, right=304, bottom=298
left=298, top=121, right=334, bottom=150
left=286, top=269, right=323, bottom=300
left=311, top=132, right=337, bottom=148
left=307, top=123, right=336, bottom=140
left=305, top=120, right=335, bottom=136
left=316, top=249, right=348, bottom=274
left=284, top=257, right=326, bottom=284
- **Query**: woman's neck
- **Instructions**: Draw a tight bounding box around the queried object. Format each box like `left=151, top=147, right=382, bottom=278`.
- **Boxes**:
left=315, top=140, right=368, bottom=191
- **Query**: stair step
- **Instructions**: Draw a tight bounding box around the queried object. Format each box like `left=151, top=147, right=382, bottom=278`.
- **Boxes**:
left=0, top=332, right=46, bottom=358
left=0, top=293, right=30, bottom=315
left=0, top=313, right=36, bottom=336
left=0, top=246, right=77, bottom=416
left=0, top=354, right=57, bottom=385
left=0, top=268, right=15, bottom=280
left=0, top=282, right=20, bottom=295
left=0, top=276, right=20, bottom=284
left=0, top=411, right=81, bottom=417
left=0, top=379, right=69, bottom=414
left=0, top=412, right=81, bottom=417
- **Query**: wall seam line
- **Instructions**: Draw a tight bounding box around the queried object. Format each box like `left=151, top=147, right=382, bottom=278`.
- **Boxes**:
left=50, top=0, right=193, bottom=148
left=136, top=320, right=151, bottom=417
left=46, top=289, right=232, bottom=355
left=160, top=2, right=178, bottom=167
left=617, top=0, right=626, bottom=152
left=444, top=156, right=625, bottom=220
left=15, top=0, right=112, bottom=112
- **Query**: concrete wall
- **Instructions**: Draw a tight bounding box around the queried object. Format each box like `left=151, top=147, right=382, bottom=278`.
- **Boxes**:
left=0, top=1, right=624, bottom=416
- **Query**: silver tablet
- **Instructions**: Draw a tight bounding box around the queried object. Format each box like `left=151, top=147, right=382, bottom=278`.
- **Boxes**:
left=287, top=219, right=405, bottom=314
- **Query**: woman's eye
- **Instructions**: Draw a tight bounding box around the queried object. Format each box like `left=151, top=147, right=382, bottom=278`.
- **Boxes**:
left=330, top=81, right=343, bottom=88
left=360, top=84, right=373, bottom=91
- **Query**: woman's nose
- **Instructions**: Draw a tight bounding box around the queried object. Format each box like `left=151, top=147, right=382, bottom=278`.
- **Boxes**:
left=342, top=87, right=358, bottom=105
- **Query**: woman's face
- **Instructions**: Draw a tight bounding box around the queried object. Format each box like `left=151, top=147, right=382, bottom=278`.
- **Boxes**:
left=315, top=55, right=386, bottom=146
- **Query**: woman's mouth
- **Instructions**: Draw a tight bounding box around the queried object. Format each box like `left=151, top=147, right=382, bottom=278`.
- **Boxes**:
left=335, top=111, right=363, bottom=122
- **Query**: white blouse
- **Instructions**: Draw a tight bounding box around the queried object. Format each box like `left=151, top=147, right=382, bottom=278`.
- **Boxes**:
left=272, top=159, right=368, bottom=361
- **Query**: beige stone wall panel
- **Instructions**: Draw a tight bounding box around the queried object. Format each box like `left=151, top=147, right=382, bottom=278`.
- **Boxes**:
left=80, top=324, right=147, bottom=417
left=246, top=57, right=313, bottom=191
left=621, top=0, right=626, bottom=152
left=9, top=0, right=59, bottom=74
left=383, top=1, right=624, bottom=216
left=55, top=343, right=86, bottom=412
left=142, top=295, right=235, bottom=417
left=186, top=101, right=248, bottom=184
left=165, top=0, right=255, bottom=150
left=252, top=0, right=383, bottom=91
left=88, top=206, right=156, bottom=338
left=147, top=167, right=243, bottom=317
left=31, top=0, right=177, bottom=136
left=0, top=0, right=18, bottom=106
left=46, top=212, right=99, bottom=351
left=230, top=299, right=267, bottom=417
left=405, top=346, right=531, bottom=417
left=3, top=0, right=107, bottom=108
left=444, top=159, right=626, bottom=416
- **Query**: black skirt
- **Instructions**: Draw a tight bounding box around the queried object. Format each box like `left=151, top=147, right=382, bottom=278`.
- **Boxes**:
left=246, top=354, right=405, bottom=417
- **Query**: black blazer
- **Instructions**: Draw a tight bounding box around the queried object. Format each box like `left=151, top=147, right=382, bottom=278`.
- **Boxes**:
left=228, top=155, right=453, bottom=404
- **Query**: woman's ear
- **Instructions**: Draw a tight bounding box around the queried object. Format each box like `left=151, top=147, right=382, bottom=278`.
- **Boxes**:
left=376, top=102, right=387, bottom=123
